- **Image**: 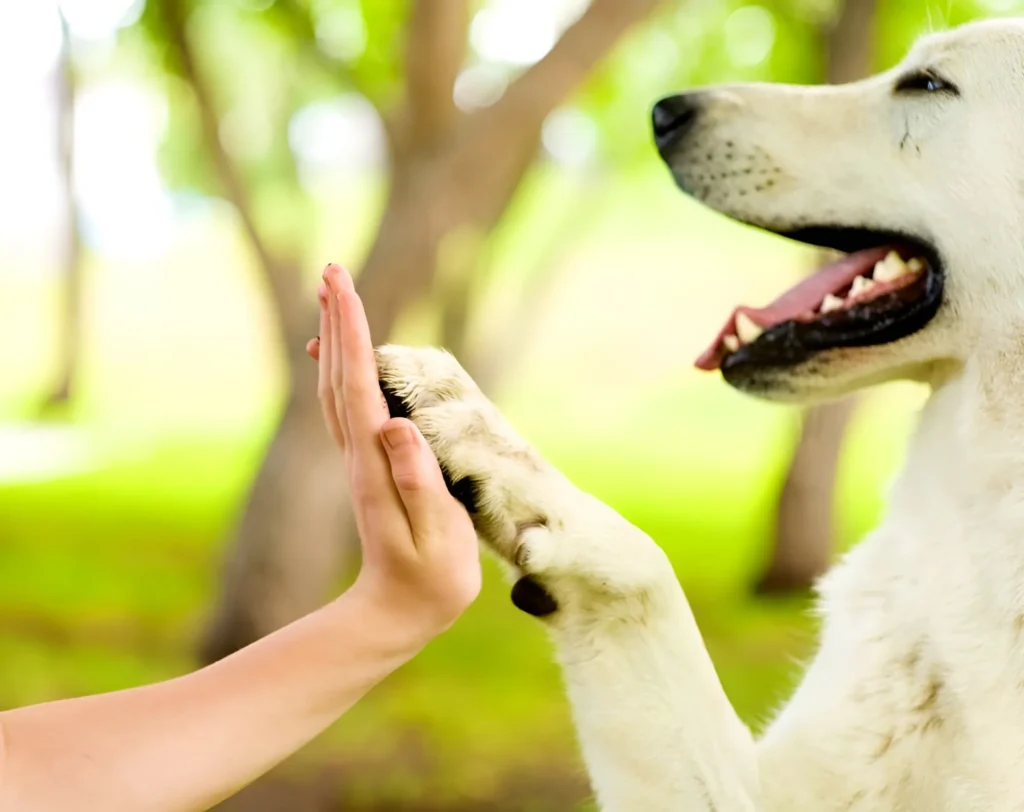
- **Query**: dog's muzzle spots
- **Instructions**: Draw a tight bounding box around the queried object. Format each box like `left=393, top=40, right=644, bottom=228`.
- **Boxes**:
left=511, top=576, right=559, bottom=617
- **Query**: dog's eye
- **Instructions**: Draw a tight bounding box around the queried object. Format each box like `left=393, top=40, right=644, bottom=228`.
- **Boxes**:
left=894, top=70, right=958, bottom=95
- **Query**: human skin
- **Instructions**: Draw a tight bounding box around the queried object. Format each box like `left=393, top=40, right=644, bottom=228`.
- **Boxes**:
left=0, top=264, right=481, bottom=812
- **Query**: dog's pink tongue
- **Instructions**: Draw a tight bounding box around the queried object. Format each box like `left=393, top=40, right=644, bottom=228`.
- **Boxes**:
left=694, top=245, right=897, bottom=371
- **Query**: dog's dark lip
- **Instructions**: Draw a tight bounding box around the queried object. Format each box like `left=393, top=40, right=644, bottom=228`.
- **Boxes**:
left=776, top=225, right=937, bottom=257
left=719, top=225, right=945, bottom=376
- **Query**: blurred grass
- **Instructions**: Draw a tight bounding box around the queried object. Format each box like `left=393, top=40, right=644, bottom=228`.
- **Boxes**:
left=0, top=170, right=929, bottom=807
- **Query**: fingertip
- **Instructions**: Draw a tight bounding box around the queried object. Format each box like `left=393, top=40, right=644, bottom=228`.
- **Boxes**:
left=323, top=264, right=339, bottom=295
left=306, top=337, right=320, bottom=360
left=381, top=417, right=418, bottom=451
left=338, top=267, right=355, bottom=291
left=322, top=264, right=354, bottom=295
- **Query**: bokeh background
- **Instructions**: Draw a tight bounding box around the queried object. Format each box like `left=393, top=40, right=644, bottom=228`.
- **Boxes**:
left=0, top=0, right=1014, bottom=808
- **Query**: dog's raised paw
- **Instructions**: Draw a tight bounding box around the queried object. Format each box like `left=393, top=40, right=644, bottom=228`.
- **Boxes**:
left=375, top=344, right=568, bottom=614
left=375, top=345, right=673, bottom=618
left=375, top=345, right=548, bottom=516
left=375, top=344, right=560, bottom=577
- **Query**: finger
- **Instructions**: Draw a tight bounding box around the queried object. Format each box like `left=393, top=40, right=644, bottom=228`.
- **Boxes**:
left=325, top=266, right=350, bottom=448
left=325, top=266, right=407, bottom=550
left=315, top=283, right=344, bottom=448
left=380, top=418, right=457, bottom=538
left=306, top=337, right=320, bottom=361
left=327, top=266, right=388, bottom=449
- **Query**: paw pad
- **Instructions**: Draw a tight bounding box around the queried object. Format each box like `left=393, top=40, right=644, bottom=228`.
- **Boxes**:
left=510, top=576, right=559, bottom=617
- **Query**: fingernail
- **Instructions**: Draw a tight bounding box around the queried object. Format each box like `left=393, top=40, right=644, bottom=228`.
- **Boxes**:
left=381, top=423, right=413, bottom=450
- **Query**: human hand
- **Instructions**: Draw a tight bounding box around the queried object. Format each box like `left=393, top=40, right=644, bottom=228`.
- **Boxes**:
left=306, top=265, right=481, bottom=645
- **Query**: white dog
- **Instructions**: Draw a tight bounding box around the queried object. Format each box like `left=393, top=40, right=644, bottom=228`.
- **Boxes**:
left=376, top=18, right=1024, bottom=811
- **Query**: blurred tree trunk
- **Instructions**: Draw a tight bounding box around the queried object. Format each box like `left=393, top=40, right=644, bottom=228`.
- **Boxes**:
left=41, top=15, right=83, bottom=411
left=357, top=0, right=663, bottom=341
left=158, top=0, right=351, bottom=662
left=191, top=0, right=663, bottom=662
left=756, top=0, right=878, bottom=594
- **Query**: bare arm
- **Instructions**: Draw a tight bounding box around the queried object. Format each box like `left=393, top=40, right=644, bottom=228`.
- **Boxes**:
left=0, top=265, right=481, bottom=812
left=0, top=590, right=429, bottom=811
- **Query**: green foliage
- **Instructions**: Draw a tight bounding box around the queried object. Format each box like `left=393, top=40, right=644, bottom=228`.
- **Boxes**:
left=569, top=0, right=835, bottom=169
left=125, top=0, right=1024, bottom=202
left=351, top=0, right=409, bottom=108
left=119, top=0, right=1024, bottom=272
left=877, top=0, right=1024, bottom=71
left=0, top=426, right=816, bottom=807
left=13, top=2, right=1022, bottom=803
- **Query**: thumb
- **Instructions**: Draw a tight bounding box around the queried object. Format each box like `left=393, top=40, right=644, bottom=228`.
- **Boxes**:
left=380, top=418, right=452, bottom=532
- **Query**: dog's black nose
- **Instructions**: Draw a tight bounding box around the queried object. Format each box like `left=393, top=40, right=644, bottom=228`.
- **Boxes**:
left=652, top=94, right=700, bottom=152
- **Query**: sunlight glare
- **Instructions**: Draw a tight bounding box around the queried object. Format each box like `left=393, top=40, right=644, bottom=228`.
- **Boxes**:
left=0, top=425, right=97, bottom=485
left=289, top=94, right=385, bottom=187
left=724, top=5, right=776, bottom=68
left=59, top=0, right=144, bottom=41
left=454, top=63, right=509, bottom=110
left=542, top=107, right=598, bottom=169
left=0, top=3, right=63, bottom=75
left=74, top=81, right=176, bottom=259
left=315, top=5, right=367, bottom=61
left=470, top=0, right=590, bottom=66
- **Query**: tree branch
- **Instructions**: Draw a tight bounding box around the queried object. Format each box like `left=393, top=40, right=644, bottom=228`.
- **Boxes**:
left=400, top=0, right=470, bottom=155
left=824, top=0, right=877, bottom=84
left=481, top=0, right=662, bottom=135
left=161, top=0, right=304, bottom=340
left=273, top=0, right=376, bottom=100
left=759, top=0, right=878, bottom=594
left=449, top=0, right=664, bottom=227
left=42, top=12, right=83, bottom=409
left=356, top=0, right=663, bottom=341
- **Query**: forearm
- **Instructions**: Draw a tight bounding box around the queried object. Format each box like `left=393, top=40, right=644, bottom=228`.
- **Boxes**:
left=554, top=585, right=760, bottom=811
left=0, top=588, right=425, bottom=812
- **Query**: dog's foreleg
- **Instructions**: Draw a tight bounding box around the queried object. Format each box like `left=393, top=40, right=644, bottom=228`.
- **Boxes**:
left=528, top=499, right=761, bottom=811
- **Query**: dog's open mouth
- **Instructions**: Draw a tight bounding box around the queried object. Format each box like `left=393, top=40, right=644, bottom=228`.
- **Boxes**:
left=695, top=229, right=944, bottom=373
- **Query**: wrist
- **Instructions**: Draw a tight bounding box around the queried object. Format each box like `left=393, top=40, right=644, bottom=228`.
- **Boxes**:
left=329, top=580, right=445, bottom=658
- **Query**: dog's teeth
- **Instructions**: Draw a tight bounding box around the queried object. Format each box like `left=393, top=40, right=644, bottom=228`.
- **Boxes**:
left=907, top=257, right=926, bottom=274
left=723, top=335, right=740, bottom=352
left=850, top=275, right=875, bottom=297
left=820, top=294, right=844, bottom=313
left=872, top=251, right=909, bottom=283
left=735, top=312, right=764, bottom=344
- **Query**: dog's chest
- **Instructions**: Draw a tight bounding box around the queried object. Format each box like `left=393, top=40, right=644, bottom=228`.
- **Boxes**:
left=821, top=519, right=1024, bottom=811
left=893, top=595, right=1024, bottom=810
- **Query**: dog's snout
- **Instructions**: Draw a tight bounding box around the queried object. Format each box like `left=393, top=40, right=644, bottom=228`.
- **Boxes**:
left=652, top=94, right=700, bottom=153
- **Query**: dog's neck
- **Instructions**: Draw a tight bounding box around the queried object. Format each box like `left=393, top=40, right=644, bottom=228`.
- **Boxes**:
left=883, top=351, right=1024, bottom=558
left=905, top=355, right=1024, bottom=489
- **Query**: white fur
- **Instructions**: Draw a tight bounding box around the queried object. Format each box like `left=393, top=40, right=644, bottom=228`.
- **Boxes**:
left=377, top=18, right=1024, bottom=811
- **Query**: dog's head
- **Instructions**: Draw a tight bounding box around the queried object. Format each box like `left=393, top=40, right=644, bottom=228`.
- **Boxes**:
left=655, top=18, right=1024, bottom=403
